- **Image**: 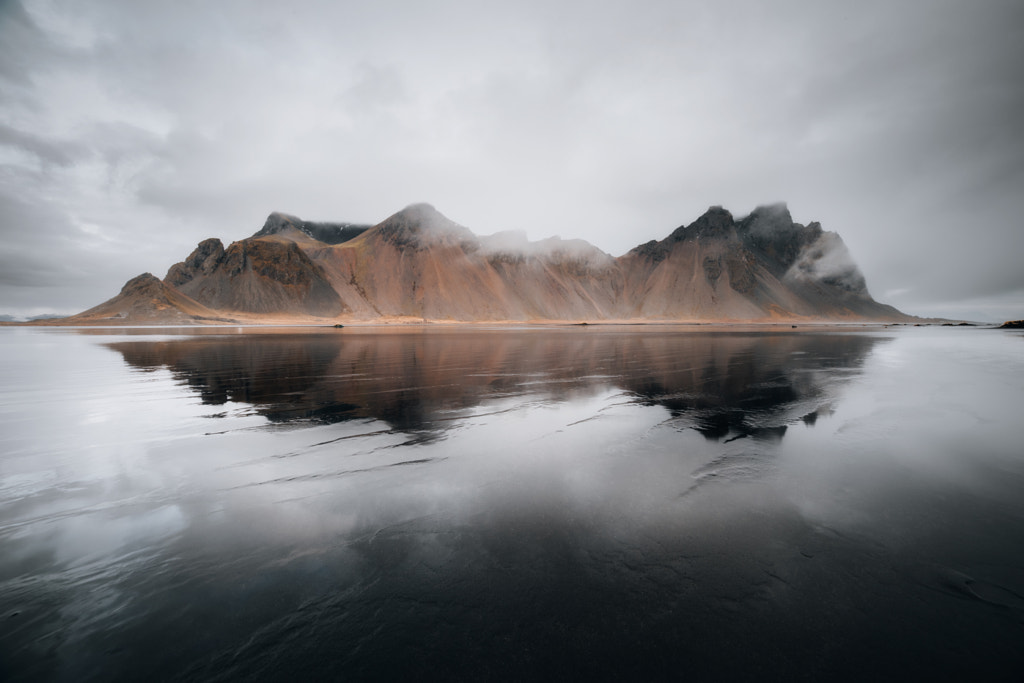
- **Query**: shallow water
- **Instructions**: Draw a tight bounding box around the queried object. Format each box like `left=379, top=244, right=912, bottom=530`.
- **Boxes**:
left=1, top=325, right=1022, bottom=681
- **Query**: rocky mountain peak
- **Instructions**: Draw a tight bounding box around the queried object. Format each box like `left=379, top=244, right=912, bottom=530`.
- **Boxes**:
left=165, top=238, right=225, bottom=287
left=737, top=204, right=823, bottom=275
left=253, top=212, right=369, bottom=245
left=120, top=272, right=163, bottom=295
left=257, top=212, right=303, bottom=235
left=397, top=202, right=441, bottom=219
left=664, top=206, right=737, bottom=243
left=390, top=203, right=458, bottom=231
left=741, top=203, right=793, bottom=232
left=373, top=203, right=476, bottom=249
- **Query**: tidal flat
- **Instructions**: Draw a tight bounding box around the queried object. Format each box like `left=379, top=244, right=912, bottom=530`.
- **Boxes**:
left=1, top=325, right=1022, bottom=681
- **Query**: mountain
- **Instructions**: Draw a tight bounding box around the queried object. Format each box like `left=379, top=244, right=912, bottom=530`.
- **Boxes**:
left=164, top=231, right=345, bottom=318
left=64, top=273, right=236, bottom=324
left=616, top=204, right=904, bottom=320
left=69, top=203, right=911, bottom=324
left=296, top=203, right=624, bottom=321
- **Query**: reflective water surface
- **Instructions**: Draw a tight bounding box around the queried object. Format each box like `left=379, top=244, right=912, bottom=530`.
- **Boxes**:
left=1, top=325, right=1022, bottom=681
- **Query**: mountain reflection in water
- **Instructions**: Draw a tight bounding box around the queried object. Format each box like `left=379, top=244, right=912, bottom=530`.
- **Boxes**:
left=3, top=326, right=1023, bottom=682
left=105, top=328, right=880, bottom=439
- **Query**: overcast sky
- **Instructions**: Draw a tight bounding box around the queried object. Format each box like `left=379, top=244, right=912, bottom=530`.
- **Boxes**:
left=1, top=0, right=1022, bottom=320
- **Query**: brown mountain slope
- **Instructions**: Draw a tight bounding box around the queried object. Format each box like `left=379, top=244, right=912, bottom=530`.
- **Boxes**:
left=165, top=232, right=344, bottom=317
left=65, top=273, right=234, bottom=324
left=302, top=203, right=624, bottom=321
left=72, top=202, right=912, bottom=324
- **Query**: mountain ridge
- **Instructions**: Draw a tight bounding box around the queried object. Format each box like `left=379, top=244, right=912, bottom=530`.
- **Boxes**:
left=62, top=202, right=912, bottom=324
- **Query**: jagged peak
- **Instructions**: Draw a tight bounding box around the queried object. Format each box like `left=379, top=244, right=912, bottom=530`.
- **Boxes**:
left=739, top=203, right=801, bottom=236
left=749, top=201, right=789, bottom=214
left=266, top=210, right=302, bottom=224
left=742, top=202, right=792, bottom=226
left=667, top=205, right=737, bottom=242
left=164, top=238, right=226, bottom=287
left=386, top=202, right=455, bottom=228
left=734, top=203, right=825, bottom=274
left=121, top=272, right=162, bottom=293
left=372, top=202, right=475, bottom=248
left=196, top=237, right=225, bottom=250
left=256, top=212, right=304, bottom=237
left=254, top=212, right=370, bottom=245
left=695, top=205, right=735, bottom=226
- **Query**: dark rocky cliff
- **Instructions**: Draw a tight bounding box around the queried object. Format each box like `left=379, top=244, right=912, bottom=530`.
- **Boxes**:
left=165, top=237, right=344, bottom=317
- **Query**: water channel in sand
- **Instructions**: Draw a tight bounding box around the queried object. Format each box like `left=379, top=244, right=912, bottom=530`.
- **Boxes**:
left=1, top=325, right=1022, bottom=680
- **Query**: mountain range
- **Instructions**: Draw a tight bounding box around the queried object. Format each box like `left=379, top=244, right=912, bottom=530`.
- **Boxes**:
left=65, top=203, right=909, bottom=324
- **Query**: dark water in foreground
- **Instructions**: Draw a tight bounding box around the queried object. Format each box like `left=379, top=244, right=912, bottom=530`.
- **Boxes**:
left=1, top=325, right=1022, bottom=681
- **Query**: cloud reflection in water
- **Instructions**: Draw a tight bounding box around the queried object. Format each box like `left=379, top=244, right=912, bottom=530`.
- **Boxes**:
left=5, top=326, right=1022, bottom=681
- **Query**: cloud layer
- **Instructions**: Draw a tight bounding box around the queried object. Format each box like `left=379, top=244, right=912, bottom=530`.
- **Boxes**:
left=1, top=0, right=1022, bottom=320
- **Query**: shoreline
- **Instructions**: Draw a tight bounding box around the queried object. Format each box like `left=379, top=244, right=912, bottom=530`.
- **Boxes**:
left=0, top=318, right=995, bottom=332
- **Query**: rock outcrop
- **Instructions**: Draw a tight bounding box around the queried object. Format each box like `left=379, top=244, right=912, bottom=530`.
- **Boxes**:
left=253, top=212, right=370, bottom=245
left=65, top=273, right=233, bottom=323
left=164, top=236, right=345, bottom=317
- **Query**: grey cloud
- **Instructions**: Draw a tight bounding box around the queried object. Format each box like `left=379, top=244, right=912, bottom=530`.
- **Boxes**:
left=0, top=187, right=76, bottom=243
left=0, top=186, right=171, bottom=313
left=0, top=122, right=84, bottom=166
left=0, top=0, right=49, bottom=84
left=0, top=191, right=94, bottom=290
left=1, top=0, right=1022, bottom=320
left=0, top=248, right=81, bottom=287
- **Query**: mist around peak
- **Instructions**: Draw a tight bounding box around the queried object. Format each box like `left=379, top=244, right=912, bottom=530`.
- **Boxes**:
left=479, top=230, right=614, bottom=270
left=368, top=203, right=478, bottom=249
left=785, top=232, right=870, bottom=297
left=741, top=203, right=795, bottom=238
left=255, top=212, right=370, bottom=245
